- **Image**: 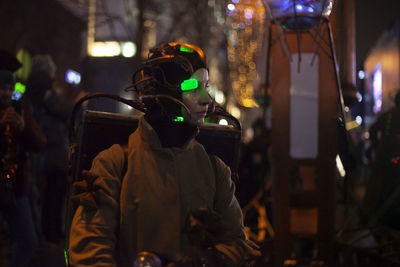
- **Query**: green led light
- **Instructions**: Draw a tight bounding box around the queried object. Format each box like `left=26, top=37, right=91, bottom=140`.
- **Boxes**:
left=173, top=116, right=184, bottom=122
left=180, top=46, right=194, bottom=53
left=64, top=249, right=69, bottom=266
left=181, top=78, right=198, bottom=91
left=14, top=82, right=26, bottom=93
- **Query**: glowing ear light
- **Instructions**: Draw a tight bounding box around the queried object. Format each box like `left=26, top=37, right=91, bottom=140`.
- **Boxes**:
left=181, top=79, right=198, bottom=91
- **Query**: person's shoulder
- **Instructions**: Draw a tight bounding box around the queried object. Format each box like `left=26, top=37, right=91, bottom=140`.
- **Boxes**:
left=90, top=144, right=127, bottom=178
left=94, top=144, right=126, bottom=168
left=97, top=143, right=125, bottom=160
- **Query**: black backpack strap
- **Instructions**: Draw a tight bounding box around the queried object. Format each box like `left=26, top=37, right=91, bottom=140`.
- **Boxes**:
left=122, top=144, right=129, bottom=176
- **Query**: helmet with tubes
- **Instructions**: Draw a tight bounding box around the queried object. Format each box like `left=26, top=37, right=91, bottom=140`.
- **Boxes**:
left=129, top=42, right=212, bottom=124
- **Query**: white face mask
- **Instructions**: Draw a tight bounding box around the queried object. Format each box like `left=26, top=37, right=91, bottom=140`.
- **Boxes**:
left=181, top=68, right=211, bottom=125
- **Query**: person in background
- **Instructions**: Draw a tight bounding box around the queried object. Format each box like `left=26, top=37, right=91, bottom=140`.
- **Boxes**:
left=0, top=63, right=46, bottom=267
left=365, top=90, right=400, bottom=228
left=69, top=42, right=259, bottom=266
left=26, top=54, right=74, bottom=243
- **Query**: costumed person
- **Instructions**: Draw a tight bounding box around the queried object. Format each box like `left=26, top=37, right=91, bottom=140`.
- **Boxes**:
left=0, top=51, right=46, bottom=267
left=69, top=42, right=259, bottom=266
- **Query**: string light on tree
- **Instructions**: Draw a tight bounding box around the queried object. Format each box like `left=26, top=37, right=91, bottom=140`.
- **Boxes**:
left=226, top=0, right=265, bottom=108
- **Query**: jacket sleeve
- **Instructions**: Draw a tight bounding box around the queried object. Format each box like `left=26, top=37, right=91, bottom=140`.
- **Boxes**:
left=212, top=156, right=249, bottom=266
left=69, top=144, right=125, bottom=267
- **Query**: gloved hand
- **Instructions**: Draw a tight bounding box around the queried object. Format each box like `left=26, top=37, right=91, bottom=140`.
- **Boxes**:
left=70, top=170, right=99, bottom=211
left=185, top=207, right=224, bottom=249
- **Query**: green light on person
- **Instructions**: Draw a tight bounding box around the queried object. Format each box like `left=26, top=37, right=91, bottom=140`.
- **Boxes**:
left=181, top=78, right=198, bottom=91
left=64, top=249, right=69, bottom=266
left=180, top=47, right=194, bottom=53
left=14, top=82, right=26, bottom=93
left=173, top=116, right=184, bottom=122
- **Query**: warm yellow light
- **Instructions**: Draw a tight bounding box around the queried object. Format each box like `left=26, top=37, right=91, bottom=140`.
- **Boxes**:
left=336, top=155, right=346, bottom=177
left=345, top=120, right=360, bottom=130
left=89, top=42, right=121, bottom=57
left=231, top=106, right=241, bottom=119
left=242, top=98, right=259, bottom=108
left=239, top=66, right=246, bottom=73
left=215, top=91, right=226, bottom=104
left=248, top=62, right=256, bottom=69
left=246, top=83, right=254, bottom=92
left=227, top=0, right=265, bottom=108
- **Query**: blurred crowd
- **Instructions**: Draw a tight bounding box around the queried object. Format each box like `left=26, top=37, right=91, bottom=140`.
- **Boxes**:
left=0, top=50, right=84, bottom=267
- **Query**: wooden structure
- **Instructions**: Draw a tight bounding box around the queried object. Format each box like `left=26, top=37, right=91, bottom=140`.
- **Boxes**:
left=268, top=18, right=339, bottom=266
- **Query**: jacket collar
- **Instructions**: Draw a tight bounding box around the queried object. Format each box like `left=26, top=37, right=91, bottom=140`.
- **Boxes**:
left=136, top=116, right=199, bottom=151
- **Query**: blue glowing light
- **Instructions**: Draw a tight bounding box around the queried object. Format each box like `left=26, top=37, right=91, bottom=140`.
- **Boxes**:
left=65, top=69, right=81, bottom=85
left=238, top=22, right=245, bottom=29
left=12, top=92, right=23, bottom=101
left=232, top=0, right=239, bottom=3
left=355, top=116, right=362, bottom=125
left=357, top=92, right=363, bottom=102
left=372, top=64, right=382, bottom=114
left=266, top=0, right=334, bottom=30
left=358, top=70, right=366, bottom=80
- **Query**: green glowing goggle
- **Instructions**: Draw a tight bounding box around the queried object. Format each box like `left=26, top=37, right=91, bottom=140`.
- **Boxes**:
left=180, top=46, right=194, bottom=53
left=181, top=78, right=198, bottom=91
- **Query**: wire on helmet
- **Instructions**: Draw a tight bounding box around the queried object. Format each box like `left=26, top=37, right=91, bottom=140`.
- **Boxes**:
left=127, top=42, right=207, bottom=99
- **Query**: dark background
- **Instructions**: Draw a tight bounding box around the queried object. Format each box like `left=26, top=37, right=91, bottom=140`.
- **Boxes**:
left=355, top=0, right=400, bottom=72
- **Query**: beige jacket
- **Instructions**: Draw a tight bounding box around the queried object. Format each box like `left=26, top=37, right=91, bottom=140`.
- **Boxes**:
left=69, top=117, right=246, bottom=266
